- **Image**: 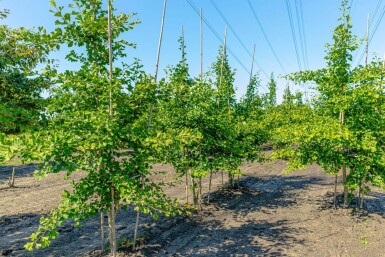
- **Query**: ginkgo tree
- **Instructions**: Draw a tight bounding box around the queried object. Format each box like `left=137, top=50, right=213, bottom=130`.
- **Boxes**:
left=0, top=12, right=51, bottom=134
left=154, top=35, right=225, bottom=209
left=0, top=9, right=55, bottom=177
left=276, top=0, right=385, bottom=207
left=23, top=1, right=181, bottom=256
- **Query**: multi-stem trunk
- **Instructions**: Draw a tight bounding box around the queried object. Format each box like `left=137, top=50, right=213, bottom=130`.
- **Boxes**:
left=359, top=174, right=367, bottom=209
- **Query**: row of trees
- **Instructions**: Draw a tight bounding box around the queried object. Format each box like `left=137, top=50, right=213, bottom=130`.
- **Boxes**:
left=1, top=0, right=385, bottom=256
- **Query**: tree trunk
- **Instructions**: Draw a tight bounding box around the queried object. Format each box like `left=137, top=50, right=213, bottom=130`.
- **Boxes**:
left=221, top=171, right=224, bottom=186
left=199, top=177, right=202, bottom=210
left=228, top=172, right=234, bottom=188
left=133, top=174, right=144, bottom=251
left=100, top=212, right=105, bottom=252
left=208, top=170, right=213, bottom=204
left=108, top=187, right=117, bottom=257
left=132, top=207, right=140, bottom=251
left=334, top=174, right=338, bottom=207
left=192, top=177, right=198, bottom=207
left=358, top=181, right=362, bottom=208
left=342, top=163, right=348, bottom=207
left=360, top=174, right=367, bottom=209
left=8, top=167, right=15, bottom=187
left=185, top=171, right=189, bottom=204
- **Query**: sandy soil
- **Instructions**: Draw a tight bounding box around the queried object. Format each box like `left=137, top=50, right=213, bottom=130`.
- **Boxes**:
left=1, top=160, right=385, bottom=257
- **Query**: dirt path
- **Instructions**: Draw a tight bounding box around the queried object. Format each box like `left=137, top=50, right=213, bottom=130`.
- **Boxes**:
left=1, top=161, right=385, bottom=257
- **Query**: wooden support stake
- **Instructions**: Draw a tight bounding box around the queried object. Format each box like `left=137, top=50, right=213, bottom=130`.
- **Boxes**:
left=218, top=26, right=227, bottom=107
left=182, top=26, right=185, bottom=67
left=200, top=8, right=203, bottom=82
left=134, top=0, right=167, bottom=251
left=365, top=13, right=370, bottom=67
left=249, top=44, right=256, bottom=86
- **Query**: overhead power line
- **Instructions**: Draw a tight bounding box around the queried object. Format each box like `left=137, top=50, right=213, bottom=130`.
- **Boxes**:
left=247, top=0, right=287, bottom=74
left=207, top=0, right=269, bottom=80
left=185, top=0, right=270, bottom=88
left=209, top=2, right=250, bottom=56
left=286, top=0, right=303, bottom=71
left=295, top=0, right=309, bottom=70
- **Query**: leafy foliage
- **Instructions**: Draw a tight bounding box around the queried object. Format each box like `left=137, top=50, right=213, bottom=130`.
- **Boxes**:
left=0, top=14, right=53, bottom=133
left=24, top=0, right=181, bottom=252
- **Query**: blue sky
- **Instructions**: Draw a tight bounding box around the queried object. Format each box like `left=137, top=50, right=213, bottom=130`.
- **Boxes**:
left=2, top=0, right=385, bottom=101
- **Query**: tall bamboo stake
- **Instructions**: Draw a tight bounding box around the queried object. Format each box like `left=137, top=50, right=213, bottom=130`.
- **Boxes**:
left=108, top=1, right=113, bottom=120
left=182, top=26, right=185, bottom=67
left=133, top=0, right=167, bottom=252
left=200, top=8, right=203, bottom=82
left=182, top=28, right=189, bottom=204
left=220, top=27, right=228, bottom=107
left=359, top=14, right=370, bottom=209
left=249, top=44, right=256, bottom=86
left=219, top=26, right=227, bottom=185
left=341, top=111, right=348, bottom=207
left=365, top=13, right=370, bottom=67
left=107, top=1, right=117, bottom=256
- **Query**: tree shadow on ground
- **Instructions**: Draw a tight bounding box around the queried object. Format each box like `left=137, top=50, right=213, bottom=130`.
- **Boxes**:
left=137, top=175, right=324, bottom=256
left=141, top=218, right=307, bottom=257
left=0, top=208, right=140, bottom=257
left=317, top=190, right=385, bottom=219
left=209, top=175, right=325, bottom=216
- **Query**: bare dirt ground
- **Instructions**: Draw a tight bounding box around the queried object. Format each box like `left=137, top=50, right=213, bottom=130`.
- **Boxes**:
left=1, top=160, right=385, bottom=257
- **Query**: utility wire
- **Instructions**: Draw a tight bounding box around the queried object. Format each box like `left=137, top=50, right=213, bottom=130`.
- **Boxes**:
left=247, top=0, right=287, bottom=74
left=209, top=2, right=252, bottom=59
left=208, top=0, right=269, bottom=80
left=186, top=0, right=269, bottom=90
left=286, top=0, right=302, bottom=71
left=295, top=0, right=308, bottom=70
